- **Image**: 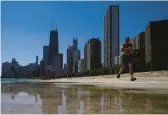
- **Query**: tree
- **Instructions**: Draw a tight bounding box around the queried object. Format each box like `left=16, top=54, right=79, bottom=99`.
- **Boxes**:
left=111, top=64, right=120, bottom=74
left=102, top=67, right=109, bottom=75
left=96, top=68, right=102, bottom=75
left=75, top=72, right=85, bottom=77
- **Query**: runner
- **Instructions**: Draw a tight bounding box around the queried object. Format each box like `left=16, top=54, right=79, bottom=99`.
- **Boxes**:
left=117, top=36, right=137, bottom=81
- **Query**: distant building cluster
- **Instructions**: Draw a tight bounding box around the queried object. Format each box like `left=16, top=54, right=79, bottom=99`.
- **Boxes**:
left=2, top=5, right=168, bottom=78
left=2, top=57, right=39, bottom=77
left=40, top=29, right=64, bottom=76
left=66, top=38, right=81, bottom=74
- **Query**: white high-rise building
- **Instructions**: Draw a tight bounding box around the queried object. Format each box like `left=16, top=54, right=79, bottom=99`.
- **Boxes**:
left=104, top=5, right=120, bottom=67
left=78, top=59, right=85, bottom=73
left=72, top=38, right=80, bottom=73
left=113, top=56, right=121, bottom=65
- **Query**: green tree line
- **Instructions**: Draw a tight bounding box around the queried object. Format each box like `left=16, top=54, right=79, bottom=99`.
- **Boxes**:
left=58, top=64, right=121, bottom=78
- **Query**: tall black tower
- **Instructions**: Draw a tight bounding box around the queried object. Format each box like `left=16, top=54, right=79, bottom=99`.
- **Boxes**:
left=48, top=29, right=59, bottom=65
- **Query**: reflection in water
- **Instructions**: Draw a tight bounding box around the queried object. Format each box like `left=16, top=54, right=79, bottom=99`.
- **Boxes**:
left=101, top=94, right=104, bottom=114
left=57, top=89, right=67, bottom=114
left=35, top=94, right=38, bottom=103
left=1, top=83, right=168, bottom=114
left=78, top=100, right=84, bottom=114
left=11, top=95, right=15, bottom=100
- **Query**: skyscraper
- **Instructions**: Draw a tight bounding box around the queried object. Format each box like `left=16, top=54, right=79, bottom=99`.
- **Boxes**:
left=36, top=56, right=38, bottom=65
left=104, top=5, right=120, bottom=67
left=12, top=58, right=17, bottom=65
left=67, top=45, right=74, bottom=74
left=77, top=49, right=80, bottom=60
left=145, top=20, right=168, bottom=70
left=130, top=32, right=146, bottom=72
left=63, top=63, right=68, bottom=75
left=59, top=53, right=63, bottom=70
left=78, top=59, right=85, bottom=73
left=72, top=38, right=80, bottom=73
left=73, top=38, right=78, bottom=50
left=43, top=46, right=49, bottom=62
left=84, top=43, right=88, bottom=71
left=136, top=32, right=145, bottom=50
left=67, top=38, right=80, bottom=74
left=86, top=38, right=101, bottom=71
left=48, top=30, right=59, bottom=65
left=11, top=58, right=19, bottom=70
left=53, top=53, right=63, bottom=76
left=2, top=62, right=13, bottom=77
left=40, top=60, right=46, bottom=77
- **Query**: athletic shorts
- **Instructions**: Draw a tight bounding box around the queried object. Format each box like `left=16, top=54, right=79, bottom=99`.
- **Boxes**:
left=121, top=55, right=132, bottom=67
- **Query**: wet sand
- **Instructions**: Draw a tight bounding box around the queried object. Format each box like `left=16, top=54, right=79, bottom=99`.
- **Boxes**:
left=1, top=82, right=168, bottom=114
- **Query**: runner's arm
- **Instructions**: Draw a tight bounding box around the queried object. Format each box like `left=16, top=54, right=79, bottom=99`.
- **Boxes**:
left=128, top=43, right=133, bottom=51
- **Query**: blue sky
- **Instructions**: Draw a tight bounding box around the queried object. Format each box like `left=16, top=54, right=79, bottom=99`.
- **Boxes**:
left=2, top=1, right=168, bottom=66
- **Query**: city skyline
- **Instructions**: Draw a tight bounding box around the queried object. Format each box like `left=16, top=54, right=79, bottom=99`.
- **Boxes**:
left=2, top=1, right=168, bottom=66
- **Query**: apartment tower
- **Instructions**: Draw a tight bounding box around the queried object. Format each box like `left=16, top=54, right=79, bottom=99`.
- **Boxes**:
left=104, top=5, right=120, bottom=67
left=145, top=20, right=168, bottom=70
left=43, top=46, right=49, bottom=62
left=86, top=38, right=101, bottom=71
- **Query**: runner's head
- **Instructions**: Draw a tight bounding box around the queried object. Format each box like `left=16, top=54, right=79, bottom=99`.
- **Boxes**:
left=125, top=36, right=130, bottom=43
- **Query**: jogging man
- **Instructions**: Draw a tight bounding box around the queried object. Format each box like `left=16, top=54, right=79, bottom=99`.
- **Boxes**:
left=117, top=36, right=136, bottom=81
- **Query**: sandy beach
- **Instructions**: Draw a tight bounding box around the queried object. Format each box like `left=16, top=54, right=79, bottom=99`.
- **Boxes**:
left=27, top=71, right=168, bottom=90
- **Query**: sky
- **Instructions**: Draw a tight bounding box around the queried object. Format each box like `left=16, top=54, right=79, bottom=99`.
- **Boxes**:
left=1, top=1, right=168, bottom=66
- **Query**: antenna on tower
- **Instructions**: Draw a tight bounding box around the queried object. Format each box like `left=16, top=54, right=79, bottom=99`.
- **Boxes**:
left=51, top=20, right=54, bottom=30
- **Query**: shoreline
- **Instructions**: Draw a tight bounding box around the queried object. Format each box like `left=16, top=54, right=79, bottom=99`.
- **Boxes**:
left=25, top=75, right=168, bottom=90
left=2, top=77, right=168, bottom=95
left=2, top=71, right=168, bottom=91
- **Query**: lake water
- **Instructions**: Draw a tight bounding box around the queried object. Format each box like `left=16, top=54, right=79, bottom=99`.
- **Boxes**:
left=1, top=82, right=168, bottom=114
left=1, top=78, right=31, bottom=83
